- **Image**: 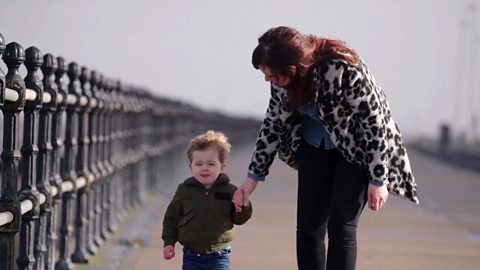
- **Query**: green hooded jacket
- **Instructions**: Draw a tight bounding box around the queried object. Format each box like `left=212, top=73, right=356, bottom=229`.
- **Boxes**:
left=162, top=173, right=252, bottom=254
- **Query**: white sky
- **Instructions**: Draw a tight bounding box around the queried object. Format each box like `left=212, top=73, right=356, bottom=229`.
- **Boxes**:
left=0, top=0, right=477, bottom=139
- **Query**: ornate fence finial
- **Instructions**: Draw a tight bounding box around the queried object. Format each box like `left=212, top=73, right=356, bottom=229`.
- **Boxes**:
left=3, top=42, right=26, bottom=107
left=55, top=57, right=68, bottom=108
left=42, top=54, right=58, bottom=108
left=25, top=46, right=44, bottom=105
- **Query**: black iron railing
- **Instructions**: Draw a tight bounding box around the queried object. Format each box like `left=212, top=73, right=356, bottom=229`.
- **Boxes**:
left=0, top=33, right=259, bottom=270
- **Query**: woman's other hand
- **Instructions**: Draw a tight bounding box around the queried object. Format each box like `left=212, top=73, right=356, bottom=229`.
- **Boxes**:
left=232, top=178, right=258, bottom=213
left=367, top=184, right=388, bottom=211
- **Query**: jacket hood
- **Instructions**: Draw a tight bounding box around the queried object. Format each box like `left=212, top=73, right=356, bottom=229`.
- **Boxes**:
left=183, top=173, right=230, bottom=188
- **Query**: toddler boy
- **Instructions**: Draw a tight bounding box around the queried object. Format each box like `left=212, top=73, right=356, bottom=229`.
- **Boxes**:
left=162, top=130, right=252, bottom=270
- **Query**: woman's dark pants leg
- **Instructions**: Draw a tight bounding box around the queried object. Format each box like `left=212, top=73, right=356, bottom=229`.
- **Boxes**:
left=296, top=142, right=368, bottom=270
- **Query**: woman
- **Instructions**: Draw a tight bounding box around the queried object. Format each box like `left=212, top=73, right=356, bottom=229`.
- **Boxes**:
left=232, top=26, right=419, bottom=270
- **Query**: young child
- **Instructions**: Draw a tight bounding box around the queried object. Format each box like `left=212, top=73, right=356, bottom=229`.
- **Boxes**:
left=162, top=130, right=252, bottom=270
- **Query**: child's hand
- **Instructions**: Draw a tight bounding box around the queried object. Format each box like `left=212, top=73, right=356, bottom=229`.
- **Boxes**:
left=163, top=245, right=175, bottom=260
left=233, top=178, right=256, bottom=213
left=232, top=189, right=246, bottom=213
left=233, top=202, right=243, bottom=213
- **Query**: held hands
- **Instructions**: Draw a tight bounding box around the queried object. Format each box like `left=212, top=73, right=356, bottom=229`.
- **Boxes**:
left=232, top=178, right=258, bottom=213
left=367, top=184, right=388, bottom=211
left=163, top=245, right=175, bottom=260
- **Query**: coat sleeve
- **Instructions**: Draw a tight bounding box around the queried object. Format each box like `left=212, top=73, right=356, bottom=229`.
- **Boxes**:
left=232, top=201, right=253, bottom=225
left=162, top=184, right=183, bottom=246
left=247, top=84, right=295, bottom=178
left=340, top=61, right=391, bottom=183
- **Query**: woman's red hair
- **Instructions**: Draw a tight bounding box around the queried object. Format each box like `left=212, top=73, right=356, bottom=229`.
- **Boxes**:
left=252, top=26, right=360, bottom=110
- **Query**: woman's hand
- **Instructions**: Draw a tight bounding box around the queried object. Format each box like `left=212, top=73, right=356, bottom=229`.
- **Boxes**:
left=367, top=184, right=388, bottom=211
left=232, top=178, right=258, bottom=213
left=163, top=245, right=175, bottom=260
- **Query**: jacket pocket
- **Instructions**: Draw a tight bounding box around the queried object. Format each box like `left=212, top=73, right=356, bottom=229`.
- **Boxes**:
left=179, top=210, right=196, bottom=228
left=213, top=214, right=234, bottom=242
left=213, top=214, right=233, bottom=231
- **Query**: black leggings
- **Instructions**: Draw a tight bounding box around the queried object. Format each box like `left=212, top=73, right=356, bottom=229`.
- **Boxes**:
left=296, top=140, right=368, bottom=270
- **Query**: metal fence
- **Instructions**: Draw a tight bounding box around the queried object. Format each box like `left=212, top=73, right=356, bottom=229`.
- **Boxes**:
left=0, top=33, right=259, bottom=270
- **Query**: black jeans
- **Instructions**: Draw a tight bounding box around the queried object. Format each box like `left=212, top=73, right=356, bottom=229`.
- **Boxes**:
left=296, top=140, right=368, bottom=270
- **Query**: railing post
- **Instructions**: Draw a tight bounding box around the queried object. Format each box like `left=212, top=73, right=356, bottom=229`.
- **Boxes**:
left=55, top=61, right=81, bottom=270
left=124, top=90, right=135, bottom=210
left=0, top=41, right=26, bottom=270
left=136, top=91, right=147, bottom=200
left=94, top=74, right=106, bottom=247
left=129, top=90, right=140, bottom=206
left=0, top=33, right=5, bottom=106
left=41, top=53, right=60, bottom=270
left=101, top=79, right=114, bottom=240
left=152, top=97, right=168, bottom=191
left=145, top=95, right=155, bottom=191
left=113, top=82, right=126, bottom=225
left=142, top=93, right=150, bottom=196
left=106, top=80, right=121, bottom=233
left=17, top=45, right=43, bottom=270
left=71, top=66, right=92, bottom=263
left=116, top=87, right=127, bottom=221
left=17, top=43, right=43, bottom=269
left=86, top=70, right=100, bottom=255
left=36, top=53, right=55, bottom=270
left=47, top=56, right=68, bottom=270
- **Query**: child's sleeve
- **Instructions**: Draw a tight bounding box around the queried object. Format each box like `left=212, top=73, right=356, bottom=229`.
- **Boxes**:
left=232, top=201, right=253, bottom=225
left=162, top=184, right=183, bottom=246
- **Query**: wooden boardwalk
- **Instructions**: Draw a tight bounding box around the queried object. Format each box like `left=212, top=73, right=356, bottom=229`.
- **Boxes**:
left=78, top=145, right=480, bottom=270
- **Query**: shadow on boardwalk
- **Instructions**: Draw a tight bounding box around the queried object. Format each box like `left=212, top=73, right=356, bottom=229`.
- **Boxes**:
left=79, top=144, right=480, bottom=270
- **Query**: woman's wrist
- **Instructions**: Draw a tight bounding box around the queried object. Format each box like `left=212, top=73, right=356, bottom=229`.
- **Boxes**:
left=243, top=177, right=259, bottom=195
left=369, top=179, right=389, bottom=186
left=247, top=171, right=265, bottom=182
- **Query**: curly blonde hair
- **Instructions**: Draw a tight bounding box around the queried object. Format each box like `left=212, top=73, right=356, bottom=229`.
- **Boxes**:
left=187, top=130, right=231, bottom=163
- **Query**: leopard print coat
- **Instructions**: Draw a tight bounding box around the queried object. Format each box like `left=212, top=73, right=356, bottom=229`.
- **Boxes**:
left=248, top=59, right=419, bottom=203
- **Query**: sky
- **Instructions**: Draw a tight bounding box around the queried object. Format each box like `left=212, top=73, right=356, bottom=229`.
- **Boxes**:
left=0, top=0, right=477, bottom=139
